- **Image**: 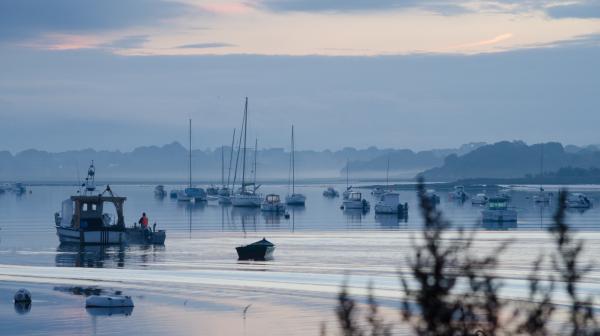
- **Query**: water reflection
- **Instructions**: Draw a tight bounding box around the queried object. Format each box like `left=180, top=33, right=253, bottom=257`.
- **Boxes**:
left=86, top=306, right=134, bottom=317
left=480, top=221, right=518, bottom=230
left=14, top=302, right=31, bottom=315
left=343, top=209, right=366, bottom=226
left=55, top=244, right=125, bottom=268
left=232, top=207, right=260, bottom=235
left=375, top=214, right=407, bottom=228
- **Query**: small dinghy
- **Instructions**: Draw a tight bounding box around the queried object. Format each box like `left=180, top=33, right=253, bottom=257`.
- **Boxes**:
left=236, top=238, right=275, bottom=261
left=86, top=295, right=134, bottom=308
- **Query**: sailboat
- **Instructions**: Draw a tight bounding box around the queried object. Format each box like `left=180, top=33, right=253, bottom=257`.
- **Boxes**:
left=218, top=129, right=236, bottom=204
left=285, top=125, right=306, bottom=206
left=342, top=160, right=352, bottom=200
left=178, top=119, right=207, bottom=203
left=533, top=143, right=550, bottom=204
left=231, top=98, right=262, bottom=207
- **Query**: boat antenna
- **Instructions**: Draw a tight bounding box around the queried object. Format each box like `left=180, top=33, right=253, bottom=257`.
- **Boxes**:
left=226, top=128, right=236, bottom=190
left=540, top=143, right=544, bottom=192
left=346, top=159, right=349, bottom=190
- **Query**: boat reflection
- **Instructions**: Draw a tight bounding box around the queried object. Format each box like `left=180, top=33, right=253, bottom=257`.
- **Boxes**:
left=14, top=301, right=31, bottom=315
left=262, top=212, right=284, bottom=227
left=375, top=213, right=407, bottom=228
left=480, top=221, right=518, bottom=231
left=86, top=306, right=134, bottom=317
left=343, top=208, right=366, bottom=225
left=232, top=207, right=259, bottom=234
left=55, top=244, right=125, bottom=268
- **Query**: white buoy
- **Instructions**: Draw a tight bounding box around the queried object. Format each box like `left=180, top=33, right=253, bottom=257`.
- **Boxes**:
left=86, top=295, right=134, bottom=308
left=14, top=289, right=31, bottom=303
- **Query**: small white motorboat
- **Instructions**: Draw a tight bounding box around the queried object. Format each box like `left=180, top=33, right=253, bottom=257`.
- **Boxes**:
left=566, top=193, right=593, bottom=209
left=374, top=192, right=407, bottom=214
left=371, top=187, right=386, bottom=198
left=533, top=187, right=551, bottom=203
left=261, top=194, right=286, bottom=212
left=482, top=197, right=517, bottom=223
left=342, top=191, right=370, bottom=210
left=285, top=193, right=306, bottom=206
left=471, top=193, right=488, bottom=205
left=86, top=295, right=134, bottom=308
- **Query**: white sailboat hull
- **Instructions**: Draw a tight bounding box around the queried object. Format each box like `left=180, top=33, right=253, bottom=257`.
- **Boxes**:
left=231, top=194, right=262, bottom=207
left=482, top=209, right=517, bottom=222
left=285, top=194, right=306, bottom=205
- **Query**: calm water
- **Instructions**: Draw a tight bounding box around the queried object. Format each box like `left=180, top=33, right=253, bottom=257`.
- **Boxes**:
left=1, top=183, right=600, bottom=335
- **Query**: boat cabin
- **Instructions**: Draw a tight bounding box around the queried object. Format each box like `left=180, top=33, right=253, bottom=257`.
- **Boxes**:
left=379, top=192, right=399, bottom=205
left=59, top=195, right=126, bottom=230
left=487, top=197, right=508, bottom=210
left=265, top=194, right=281, bottom=204
left=348, top=192, right=363, bottom=201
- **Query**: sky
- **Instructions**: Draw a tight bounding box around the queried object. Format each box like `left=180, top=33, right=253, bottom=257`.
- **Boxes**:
left=0, top=0, right=599, bottom=153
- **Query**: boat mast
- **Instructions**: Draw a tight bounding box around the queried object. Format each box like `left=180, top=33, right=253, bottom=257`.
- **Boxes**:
left=227, top=128, right=236, bottom=190
left=221, top=145, right=225, bottom=188
left=189, top=119, right=192, bottom=189
left=346, top=159, right=349, bottom=190
left=386, top=155, right=390, bottom=188
left=253, top=138, right=258, bottom=191
left=540, top=143, right=544, bottom=192
left=291, top=125, right=295, bottom=195
left=241, top=97, right=248, bottom=193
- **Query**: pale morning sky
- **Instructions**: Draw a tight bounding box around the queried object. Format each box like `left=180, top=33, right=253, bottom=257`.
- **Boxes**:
left=0, top=0, right=598, bottom=152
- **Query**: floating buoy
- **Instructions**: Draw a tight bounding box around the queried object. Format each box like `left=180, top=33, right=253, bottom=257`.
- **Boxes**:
left=14, top=289, right=31, bottom=303
left=284, top=213, right=290, bottom=219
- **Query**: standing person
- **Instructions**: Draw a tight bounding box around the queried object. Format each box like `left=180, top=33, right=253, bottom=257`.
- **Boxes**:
left=138, top=212, right=149, bottom=229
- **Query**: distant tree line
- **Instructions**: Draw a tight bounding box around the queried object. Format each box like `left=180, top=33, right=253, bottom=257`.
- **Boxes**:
left=326, top=179, right=599, bottom=336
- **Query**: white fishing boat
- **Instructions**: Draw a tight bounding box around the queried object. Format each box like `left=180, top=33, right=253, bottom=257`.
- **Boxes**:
left=566, top=193, right=592, bottom=209
left=471, top=193, right=488, bottom=205
left=285, top=125, right=306, bottom=206
left=482, top=197, right=517, bottom=223
left=342, top=191, right=370, bottom=210
left=449, top=185, right=468, bottom=202
left=54, top=163, right=126, bottom=244
left=231, top=98, right=262, bottom=208
left=374, top=192, right=407, bottom=214
left=261, top=194, right=286, bottom=212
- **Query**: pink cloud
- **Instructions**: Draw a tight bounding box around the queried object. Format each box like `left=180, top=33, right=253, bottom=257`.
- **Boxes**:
left=200, top=2, right=252, bottom=15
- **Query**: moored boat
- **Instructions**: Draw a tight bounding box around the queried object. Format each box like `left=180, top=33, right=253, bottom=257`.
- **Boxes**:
left=323, top=187, right=339, bottom=198
left=471, top=193, right=488, bottom=205
left=261, top=194, right=286, bottom=212
left=236, top=238, right=275, bottom=260
left=342, top=191, right=370, bottom=210
left=566, top=193, right=592, bottom=209
left=154, top=185, right=166, bottom=197
left=449, top=185, right=468, bottom=202
left=482, top=197, right=517, bottom=223
left=374, top=192, right=407, bottom=214
left=55, top=163, right=126, bottom=245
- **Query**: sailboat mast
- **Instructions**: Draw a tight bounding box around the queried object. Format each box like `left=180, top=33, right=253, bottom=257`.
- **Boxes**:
left=189, top=119, right=192, bottom=188
left=253, top=138, right=258, bottom=189
left=346, top=159, right=349, bottom=189
left=221, top=145, right=225, bottom=187
left=291, top=125, right=295, bottom=194
left=386, top=156, right=390, bottom=188
left=241, top=97, right=248, bottom=192
left=540, top=143, right=544, bottom=190
left=227, top=128, right=236, bottom=190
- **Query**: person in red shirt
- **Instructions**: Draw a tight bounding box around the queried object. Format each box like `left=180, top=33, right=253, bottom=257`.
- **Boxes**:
left=138, top=212, right=149, bottom=229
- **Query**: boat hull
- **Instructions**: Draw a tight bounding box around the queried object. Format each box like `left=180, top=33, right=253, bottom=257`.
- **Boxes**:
left=482, top=209, right=517, bottom=222
left=285, top=194, right=306, bottom=206
left=236, top=245, right=275, bottom=261
left=261, top=203, right=286, bottom=212
left=56, top=227, right=125, bottom=244
left=231, top=195, right=262, bottom=207
left=375, top=204, right=405, bottom=214
left=343, top=200, right=369, bottom=210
